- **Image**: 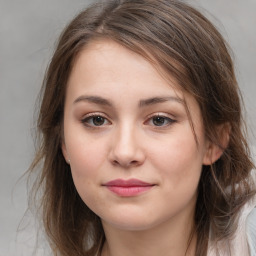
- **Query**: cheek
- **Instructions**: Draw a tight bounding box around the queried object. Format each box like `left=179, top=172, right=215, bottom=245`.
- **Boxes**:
left=149, top=127, right=205, bottom=187
left=66, top=133, right=109, bottom=180
left=67, top=138, right=107, bottom=210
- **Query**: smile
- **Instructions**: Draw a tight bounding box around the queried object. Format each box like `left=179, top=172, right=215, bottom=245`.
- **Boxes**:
left=102, top=179, right=155, bottom=197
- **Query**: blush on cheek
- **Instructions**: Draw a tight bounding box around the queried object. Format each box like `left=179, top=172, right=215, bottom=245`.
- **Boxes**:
left=160, top=147, right=202, bottom=184
left=69, top=141, right=103, bottom=167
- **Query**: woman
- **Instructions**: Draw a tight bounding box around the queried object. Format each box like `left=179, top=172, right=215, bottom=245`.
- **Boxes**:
left=28, top=0, right=256, bottom=255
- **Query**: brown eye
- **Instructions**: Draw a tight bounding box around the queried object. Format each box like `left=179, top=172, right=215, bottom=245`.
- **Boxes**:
left=92, top=116, right=105, bottom=126
left=147, top=115, right=176, bottom=127
left=152, top=116, right=166, bottom=126
left=81, top=115, right=110, bottom=127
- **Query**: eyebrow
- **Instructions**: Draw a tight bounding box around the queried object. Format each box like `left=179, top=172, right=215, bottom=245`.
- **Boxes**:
left=73, top=95, right=184, bottom=107
left=73, top=95, right=112, bottom=106
left=139, top=96, right=184, bottom=107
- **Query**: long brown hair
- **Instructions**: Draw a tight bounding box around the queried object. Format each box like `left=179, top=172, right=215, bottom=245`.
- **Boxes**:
left=28, top=0, right=255, bottom=255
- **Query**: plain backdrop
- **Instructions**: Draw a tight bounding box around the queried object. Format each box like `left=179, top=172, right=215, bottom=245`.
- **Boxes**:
left=0, top=0, right=255, bottom=255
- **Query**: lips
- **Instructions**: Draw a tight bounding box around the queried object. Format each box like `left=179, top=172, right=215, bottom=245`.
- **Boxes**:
left=103, top=179, right=155, bottom=197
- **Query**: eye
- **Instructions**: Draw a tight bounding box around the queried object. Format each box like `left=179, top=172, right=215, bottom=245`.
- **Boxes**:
left=81, top=114, right=110, bottom=127
left=147, top=114, right=176, bottom=127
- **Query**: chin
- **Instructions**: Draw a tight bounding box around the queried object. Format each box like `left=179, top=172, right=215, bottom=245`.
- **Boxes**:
left=101, top=211, right=166, bottom=232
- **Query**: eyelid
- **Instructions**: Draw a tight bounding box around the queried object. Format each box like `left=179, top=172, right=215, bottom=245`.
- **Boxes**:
left=144, top=112, right=176, bottom=127
left=81, top=112, right=111, bottom=127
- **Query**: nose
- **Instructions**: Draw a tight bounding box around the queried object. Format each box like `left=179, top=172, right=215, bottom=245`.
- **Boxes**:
left=109, top=125, right=146, bottom=168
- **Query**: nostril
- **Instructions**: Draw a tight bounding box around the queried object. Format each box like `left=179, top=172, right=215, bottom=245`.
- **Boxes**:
left=130, top=160, right=139, bottom=166
left=112, top=160, right=119, bottom=166
left=111, top=159, right=140, bottom=168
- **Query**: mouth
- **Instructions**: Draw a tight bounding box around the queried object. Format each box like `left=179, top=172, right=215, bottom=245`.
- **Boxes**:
left=102, top=179, right=155, bottom=197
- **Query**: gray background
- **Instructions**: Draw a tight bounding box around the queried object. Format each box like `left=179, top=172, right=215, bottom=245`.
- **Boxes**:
left=0, top=0, right=255, bottom=255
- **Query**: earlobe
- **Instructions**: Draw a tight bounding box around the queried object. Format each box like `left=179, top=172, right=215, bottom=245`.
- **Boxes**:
left=203, top=123, right=230, bottom=165
left=203, top=143, right=224, bottom=165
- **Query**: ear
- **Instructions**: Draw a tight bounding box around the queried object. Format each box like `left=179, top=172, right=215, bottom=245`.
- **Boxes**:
left=203, top=123, right=230, bottom=165
left=61, top=141, right=70, bottom=164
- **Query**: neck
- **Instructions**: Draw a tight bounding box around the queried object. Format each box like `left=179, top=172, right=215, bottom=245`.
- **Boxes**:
left=101, top=212, right=197, bottom=256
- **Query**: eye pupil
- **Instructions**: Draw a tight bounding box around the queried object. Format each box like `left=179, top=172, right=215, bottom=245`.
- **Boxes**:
left=153, top=116, right=165, bottom=126
left=93, top=116, right=105, bottom=126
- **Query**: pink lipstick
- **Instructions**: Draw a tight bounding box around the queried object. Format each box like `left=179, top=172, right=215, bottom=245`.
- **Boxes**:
left=103, top=179, right=154, bottom=197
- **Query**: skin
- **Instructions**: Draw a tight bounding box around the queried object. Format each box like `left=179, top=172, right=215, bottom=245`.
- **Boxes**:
left=62, top=40, right=221, bottom=256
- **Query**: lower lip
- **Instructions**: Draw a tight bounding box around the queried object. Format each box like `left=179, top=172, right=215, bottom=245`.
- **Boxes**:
left=105, top=185, right=154, bottom=197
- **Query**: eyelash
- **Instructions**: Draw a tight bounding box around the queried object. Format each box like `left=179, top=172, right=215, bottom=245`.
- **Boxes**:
left=81, top=113, right=111, bottom=128
left=81, top=113, right=176, bottom=129
left=145, top=114, right=176, bottom=128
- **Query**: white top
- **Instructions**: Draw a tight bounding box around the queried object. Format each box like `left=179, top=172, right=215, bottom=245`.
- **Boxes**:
left=248, top=206, right=256, bottom=256
left=207, top=174, right=256, bottom=256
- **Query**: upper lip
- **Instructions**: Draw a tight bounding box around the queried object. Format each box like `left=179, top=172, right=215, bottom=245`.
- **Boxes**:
left=103, top=179, right=154, bottom=187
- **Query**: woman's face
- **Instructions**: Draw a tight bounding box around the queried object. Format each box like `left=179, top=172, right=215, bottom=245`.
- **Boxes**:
left=62, top=40, right=213, bottom=231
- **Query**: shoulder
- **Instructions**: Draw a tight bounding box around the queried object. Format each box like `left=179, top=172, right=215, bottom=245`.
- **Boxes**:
left=234, top=169, right=256, bottom=256
left=207, top=169, right=256, bottom=256
left=247, top=168, right=256, bottom=256
left=247, top=206, right=256, bottom=256
left=229, top=168, right=256, bottom=256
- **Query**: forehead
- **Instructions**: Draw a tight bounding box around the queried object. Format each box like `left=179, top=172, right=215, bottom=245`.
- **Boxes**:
left=68, top=39, right=183, bottom=96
